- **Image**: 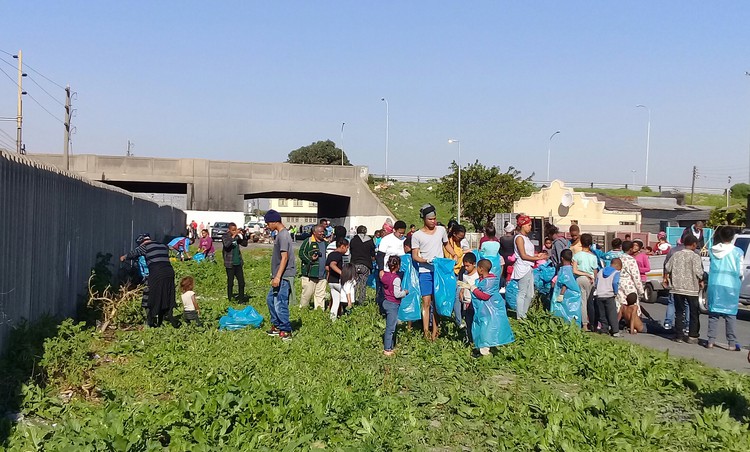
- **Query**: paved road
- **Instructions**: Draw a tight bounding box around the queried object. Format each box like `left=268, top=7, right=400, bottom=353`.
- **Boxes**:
left=620, top=297, right=750, bottom=374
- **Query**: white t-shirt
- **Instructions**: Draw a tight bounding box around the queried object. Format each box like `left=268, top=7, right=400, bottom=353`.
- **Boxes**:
left=181, top=290, right=196, bottom=311
left=342, top=280, right=356, bottom=304
left=411, top=226, right=449, bottom=273
left=461, top=271, right=480, bottom=303
left=512, top=234, right=535, bottom=279
left=377, top=232, right=407, bottom=264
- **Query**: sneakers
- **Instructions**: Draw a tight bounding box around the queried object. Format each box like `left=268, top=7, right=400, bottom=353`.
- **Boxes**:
left=705, top=341, right=714, bottom=349
left=663, top=322, right=673, bottom=331
left=686, top=337, right=699, bottom=345
left=266, top=326, right=280, bottom=336
left=612, top=332, right=623, bottom=338
left=279, top=331, right=292, bottom=342
left=383, top=350, right=395, bottom=356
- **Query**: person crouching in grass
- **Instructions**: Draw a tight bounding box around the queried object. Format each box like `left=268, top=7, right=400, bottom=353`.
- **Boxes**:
left=619, top=293, right=644, bottom=334
left=179, top=276, right=201, bottom=325
left=381, top=256, right=409, bottom=356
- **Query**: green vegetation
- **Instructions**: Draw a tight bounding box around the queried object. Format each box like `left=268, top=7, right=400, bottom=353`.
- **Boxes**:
left=573, top=187, right=742, bottom=208
left=287, top=140, right=350, bottom=165
left=370, top=180, right=455, bottom=229
left=2, top=249, right=750, bottom=450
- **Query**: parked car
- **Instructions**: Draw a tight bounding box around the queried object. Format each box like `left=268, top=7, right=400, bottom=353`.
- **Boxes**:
left=733, top=233, right=750, bottom=306
left=211, top=222, right=231, bottom=241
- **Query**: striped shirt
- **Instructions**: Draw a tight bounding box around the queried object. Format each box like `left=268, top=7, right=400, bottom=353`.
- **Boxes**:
left=126, top=241, right=171, bottom=267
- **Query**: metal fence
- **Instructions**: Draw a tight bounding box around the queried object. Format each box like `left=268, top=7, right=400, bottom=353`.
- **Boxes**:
left=0, top=151, right=186, bottom=352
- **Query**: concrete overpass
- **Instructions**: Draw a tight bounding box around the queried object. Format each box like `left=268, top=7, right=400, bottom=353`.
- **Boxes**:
left=29, top=154, right=394, bottom=229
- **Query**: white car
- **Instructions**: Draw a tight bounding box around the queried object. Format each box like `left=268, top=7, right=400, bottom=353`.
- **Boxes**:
left=734, top=233, right=750, bottom=305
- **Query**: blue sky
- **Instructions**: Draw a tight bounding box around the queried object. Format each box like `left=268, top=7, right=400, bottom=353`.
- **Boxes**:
left=1, top=1, right=749, bottom=189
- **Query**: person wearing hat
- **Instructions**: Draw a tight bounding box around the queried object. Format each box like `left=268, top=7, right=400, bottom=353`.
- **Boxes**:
left=499, top=222, right=517, bottom=288
left=264, top=209, right=296, bottom=341
left=222, top=222, right=249, bottom=302
left=511, top=215, right=549, bottom=319
left=655, top=231, right=671, bottom=256
left=411, top=204, right=456, bottom=340
left=120, top=233, right=176, bottom=327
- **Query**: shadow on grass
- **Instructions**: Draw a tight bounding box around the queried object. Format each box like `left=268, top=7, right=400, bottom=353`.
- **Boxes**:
left=0, top=316, right=59, bottom=447
left=698, top=388, right=750, bottom=423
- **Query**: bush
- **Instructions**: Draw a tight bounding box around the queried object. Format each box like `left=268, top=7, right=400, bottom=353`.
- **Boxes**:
left=640, top=186, right=653, bottom=193
left=731, top=183, right=750, bottom=199
left=39, top=319, right=97, bottom=389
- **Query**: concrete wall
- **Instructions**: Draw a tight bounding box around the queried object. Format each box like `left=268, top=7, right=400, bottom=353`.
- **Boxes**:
left=0, top=151, right=186, bottom=353
left=514, top=180, right=641, bottom=234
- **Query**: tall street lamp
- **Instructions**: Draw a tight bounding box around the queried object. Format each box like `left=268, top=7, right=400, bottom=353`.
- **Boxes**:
left=746, top=72, right=750, bottom=183
left=631, top=169, right=637, bottom=187
left=546, top=131, right=561, bottom=182
left=340, top=122, right=345, bottom=165
left=448, top=139, right=461, bottom=220
left=636, top=104, right=651, bottom=187
left=381, top=98, right=389, bottom=180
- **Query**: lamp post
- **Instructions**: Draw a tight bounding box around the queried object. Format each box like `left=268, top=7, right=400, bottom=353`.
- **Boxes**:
left=631, top=169, right=637, bottom=187
left=381, top=98, right=389, bottom=181
left=340, top=122, right=345, bottom=165
left=448, top=139, right=461, bottom=220
left=546, top=131, right=560, bottom=182
left=746, top=72, right=750, bottom=183
left=636, top=104, right=651, bottom=187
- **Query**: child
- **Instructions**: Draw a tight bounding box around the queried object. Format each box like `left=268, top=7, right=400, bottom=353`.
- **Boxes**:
left=572, top=233, right=598, bottom=331
left=179, top=276, right=201, bottom=325
left=551, top=249, right=582, bottom=326
left=458, top=252, right=480, bottom=340
left=595, top=258, right=622, bottom=337
left=340, top=263, right=357, bottom=317
left=326, top=238, right=350, bottom=320
left=602, top=238, right=624, bottom=268
left=619, top=293, right=644, bottom=334
left=707, top=226, right=744, bottom=350
left=381, top=255, right=409, bottom=356
left=198, top=229, right=215, bottom=261
left=464, top=259, right=515, bottom=357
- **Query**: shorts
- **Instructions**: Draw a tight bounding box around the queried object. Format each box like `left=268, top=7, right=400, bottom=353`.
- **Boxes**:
left=418, top=271, right=434, bottom=296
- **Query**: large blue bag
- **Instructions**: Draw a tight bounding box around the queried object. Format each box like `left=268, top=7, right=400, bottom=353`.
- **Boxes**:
left=219, top=306, right=264, bottom=330
left=533, top=261, right=556, bottom=295
left=707, top=246, right=744, bottom=315
left=433, top=258, right=457, bottom=317
left=367, top=261, right=378, bottom=289
left=471, top=275, right=515, bottom=348
left=550, top=266, right=582, bottom=326
left=472, top=249, right=502, bottom=284
left=504, top=279, right=519, bottom=310
left=398, top=255, right=422, bottom=321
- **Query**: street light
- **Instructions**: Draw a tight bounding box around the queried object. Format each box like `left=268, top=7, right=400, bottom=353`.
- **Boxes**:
left=631, top=169, right=637, bottom=187
left=381, top=98, right=389, bottom=181
left=746, top=72, right=750, bottom=183
left=448, top=139, right=461, bottom=220
left=636, top=104, right=651, bottom=187
left=546, top=131, right=560, bottom=182
left=340, top=122, right=345, bottom=165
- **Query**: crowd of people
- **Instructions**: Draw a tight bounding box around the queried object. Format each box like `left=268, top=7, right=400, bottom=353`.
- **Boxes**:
left=121, top=205, right=745, bottom=358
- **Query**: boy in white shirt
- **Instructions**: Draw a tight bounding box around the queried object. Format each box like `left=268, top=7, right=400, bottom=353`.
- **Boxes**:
left=459, top=252, right=480, bottom=343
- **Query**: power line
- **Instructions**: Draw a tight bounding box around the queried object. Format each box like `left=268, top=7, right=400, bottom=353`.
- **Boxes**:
left=26, top=92, right=64, bottom=124
left=26, top=74, right=64, bottom=107
left=0, top=49, right=66, bottom=90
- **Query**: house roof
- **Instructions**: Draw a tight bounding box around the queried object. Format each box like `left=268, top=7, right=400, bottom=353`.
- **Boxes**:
left=585, top=194, right=642, bottom=212
left=634, top=196, right=713, bottom=212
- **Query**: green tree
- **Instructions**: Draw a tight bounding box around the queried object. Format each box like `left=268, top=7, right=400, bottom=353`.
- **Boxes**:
left=437, top=160, right=536, bottom=231
left=287, top=140, right=351, bottom=165
left=730, top=183, right=750, bottom=199
left=707, top=204, right=747, bottom=228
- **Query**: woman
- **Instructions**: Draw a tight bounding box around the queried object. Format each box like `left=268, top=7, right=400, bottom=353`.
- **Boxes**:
left=479, top=223, right=501, bottom=257
left=445, top=224, right=469, bottom=275
left=631, top=239, right=650, bottom=282
left=511, top=215, right=549, bottom=319
left=499, top=223, right=517, bottom=287
left=121, top=235, right=176, bottom=327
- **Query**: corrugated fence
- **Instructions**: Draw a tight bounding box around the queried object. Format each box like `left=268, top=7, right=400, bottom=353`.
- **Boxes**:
left=0, top=151, right=186, bottom=352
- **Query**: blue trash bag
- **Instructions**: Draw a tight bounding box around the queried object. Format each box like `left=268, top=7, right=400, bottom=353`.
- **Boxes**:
left=472, top=249, right=502, bottom=282
left=193, top=252, right=205, bottom=263
left=550, top=266, right=582, bottom=326
left=707, top=246, right=744, bottom=316
left=398, top=255, right=422, bottom=322
left=471, top=274, right=515, bottom=348
left=504, top=279, right=519, bottom=310
left=534, top=261, right=556, bottom=295
left=367, top=262, right=378, bottom=289
left=219, top=306, right=264, bottom=330
left=433, top=258, right=457, bottom=317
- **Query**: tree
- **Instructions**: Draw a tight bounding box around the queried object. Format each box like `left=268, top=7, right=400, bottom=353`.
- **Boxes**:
left=437, top=160, right=536, bottom=231
left=730, top=183, right=750, bottom=199
left=708, top=204, right=746, bottom=228
left=287, top=140, right=351, bottom=165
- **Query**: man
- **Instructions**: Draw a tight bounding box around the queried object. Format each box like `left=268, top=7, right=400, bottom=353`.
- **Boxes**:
left=265, top=209, right=296, bottom=341
left=407, top=224, right=416, bottom=238
left=299, top=224, right=327, bottom=309
left=664, top=235, right=704, bottom=343
left=222, top=222, right=248, bottom=301
left=120, top=233, right=176, bottom=327
left=349, top=225, right=376, bottom=305
left=411, top=204, right=456, bottom=340
left=682, top=221, right=706, bottom=250
left=376, top=221, right=408, bottom=313
left=706, top=226, right=744, bottom=350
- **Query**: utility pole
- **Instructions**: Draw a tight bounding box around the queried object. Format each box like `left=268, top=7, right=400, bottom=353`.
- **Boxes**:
left=126, top=140, right=134, bottom=157
left=340, top=122, right=345, bottom=165
left=727, top=175, right=732, bottom=207
left=63, top=85, right=71, bottom=170
left=14, top=50, right=25, bottom=154
left=690, top=166, right=697, bottom=205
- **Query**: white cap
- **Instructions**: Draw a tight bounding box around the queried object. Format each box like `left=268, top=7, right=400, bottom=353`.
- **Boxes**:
left=504, top=223, right=515, bottom=233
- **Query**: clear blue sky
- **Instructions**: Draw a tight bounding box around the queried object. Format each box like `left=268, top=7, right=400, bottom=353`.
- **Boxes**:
left=1, top=1, right=749, bottom=189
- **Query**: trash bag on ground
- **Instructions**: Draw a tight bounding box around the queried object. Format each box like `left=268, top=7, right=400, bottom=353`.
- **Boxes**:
left=398, top=255, right=422, bottom=321
left=471, top=274, right=515, bottom=348
left=192, top=252, right=205, bottom=263
left=219, top=306, right=264, bottom=330
left=707, top=246, right=744, bottom=316
left=550, top=266, right=582, bottom=326
left=504, top=279, right=519, bottom=310
left=433, top=258, right=457, bottom=317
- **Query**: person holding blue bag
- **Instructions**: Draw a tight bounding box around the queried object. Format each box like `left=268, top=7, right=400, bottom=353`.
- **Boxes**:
left=550, top=249, right=582, bottom=326
left=381, top=256, right=409, bottom=356
left=461, top=258, right=514, bottom=357
left=706, top=226, right=744, bottom=351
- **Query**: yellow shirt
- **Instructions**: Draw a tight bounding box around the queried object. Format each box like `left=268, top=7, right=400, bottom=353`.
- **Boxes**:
left=444, top=238, right=464, bottom=274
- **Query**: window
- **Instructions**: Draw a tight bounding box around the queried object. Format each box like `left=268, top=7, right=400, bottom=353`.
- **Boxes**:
left=278, top=199, right=288, bottom=207
left=309, top=201, right=318, bottom=207
left=570, top=220, right=578, bottom=225
left=294, top=199, right=303, bottom=207
left=619, top=221, right=636, bottom=226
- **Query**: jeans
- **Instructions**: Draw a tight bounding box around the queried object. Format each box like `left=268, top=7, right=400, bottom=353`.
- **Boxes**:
left=515, top=271, right=534, bottom=319
left=596, top=296, right=619, bottom=334
left=226, top=265, right=245, bottom=300
left=300, top=276, right=327, bottom=309
left=383, top=301, right=400, bottom=351
left=266, top=277, right=292, bottom=332
left=465, top=304, right=475, bottom=344
left=354, top=264, right=371, bottom=304
left=708, top=313, right=737, bottom=346
left=674, top=294, right=700, bottom=338
left=664, top=293, right=690, bottom=330
left=183, top=310, right=202, bottom=326
left=453, top=287, right=464, bottom=327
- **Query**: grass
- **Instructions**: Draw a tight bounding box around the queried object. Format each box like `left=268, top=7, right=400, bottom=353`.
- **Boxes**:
left=370, top=180, right=455, bottom=228
left=2, top=249, right=750, bottom=450
left=573, top=187, right=741, bottom=208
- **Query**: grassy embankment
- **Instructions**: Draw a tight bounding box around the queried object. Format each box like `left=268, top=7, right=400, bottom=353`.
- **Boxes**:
left=1, top=249, right=750, bottom=450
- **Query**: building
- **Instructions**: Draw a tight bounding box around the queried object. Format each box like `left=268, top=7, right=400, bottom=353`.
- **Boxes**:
left=267, top=198, right=319, bottom=227
left=513, top=180, right=642, bottom=234
left=635, top=196, right=711, bottom=234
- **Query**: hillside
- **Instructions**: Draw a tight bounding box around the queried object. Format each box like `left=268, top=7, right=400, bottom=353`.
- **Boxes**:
left=572, top=187, right=741, bottom=209
left=371, top=180, right=455, bottom=228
